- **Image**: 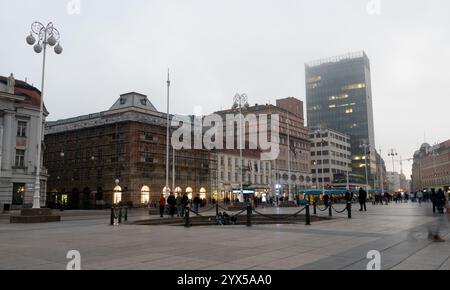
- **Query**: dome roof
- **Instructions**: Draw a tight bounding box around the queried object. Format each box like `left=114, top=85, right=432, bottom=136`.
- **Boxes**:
left=420, top=143, right=431, bottom=150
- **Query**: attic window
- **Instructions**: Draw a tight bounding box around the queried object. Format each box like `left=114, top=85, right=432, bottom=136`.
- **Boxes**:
left=140, top=98, right=147, bottom=106
left=120, top=98, right=126, bottom=105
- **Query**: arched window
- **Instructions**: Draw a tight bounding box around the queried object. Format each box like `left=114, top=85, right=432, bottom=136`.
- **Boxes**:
left=200, top=187, right=207, bottom=199
left=141, top=185, right=150, bottom=204
left=186, top=187, right=193, bottom=200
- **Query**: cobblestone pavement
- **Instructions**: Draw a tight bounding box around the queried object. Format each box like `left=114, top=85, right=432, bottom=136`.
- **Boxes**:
left=0, top=203, right=448, bottom=270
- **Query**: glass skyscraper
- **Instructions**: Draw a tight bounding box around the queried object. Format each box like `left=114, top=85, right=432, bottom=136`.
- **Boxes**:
left=305, top=51, right=376, bottom=186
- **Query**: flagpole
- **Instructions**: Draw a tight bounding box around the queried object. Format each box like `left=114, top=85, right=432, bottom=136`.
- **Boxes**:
left=287, top=112, right=292, bottom=201
left=165, top=69, right=170, bottom=198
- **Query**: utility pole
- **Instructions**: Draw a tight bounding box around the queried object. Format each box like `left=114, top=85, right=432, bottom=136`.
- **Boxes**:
left=165, top=69, right=171, bottom=197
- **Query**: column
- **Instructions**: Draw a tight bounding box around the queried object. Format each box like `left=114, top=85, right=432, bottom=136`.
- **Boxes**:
left=1, top=112, right=13, bottom=171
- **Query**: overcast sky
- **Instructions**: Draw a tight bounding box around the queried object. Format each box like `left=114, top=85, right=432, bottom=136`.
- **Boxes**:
left=1, top=0, right=449, bottom=177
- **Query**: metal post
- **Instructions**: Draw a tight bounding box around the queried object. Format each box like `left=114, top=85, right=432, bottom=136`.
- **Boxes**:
left=110, top=207, right=114, bottom=225
left=172, top=146, right=175, bottom=191
left=246, top=205, right=252, bottom=227
left=216, top=203, right=219, bottom=217
left=287, top=112, right=292, bottom=201
left=329, top=202, right=332, bottom=217
left=185, top=207, right=190, bottom=228
left=124, top=207, right=128, bottom=222
left=239, top=100, right=243, bottom=203
left=364, top=146, right=369, bottom=192
left=165, top=70, right=171, bottom=197
left=313, top=199, right=317, bottom=215
left=347, top=202, right=352, bottom=219
left=320, top=137, right=325, bottom=194
left=118, top=207, right=122, bottom=224
left=305, top=204, right=311, bottom=225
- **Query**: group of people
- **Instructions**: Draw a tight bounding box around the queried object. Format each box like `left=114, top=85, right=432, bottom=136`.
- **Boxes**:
left=158, top=192, right=208, bottom=218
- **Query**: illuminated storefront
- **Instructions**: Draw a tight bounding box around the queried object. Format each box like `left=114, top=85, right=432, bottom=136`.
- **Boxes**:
left=141, top=185, right=150, bottom=204
left=113, top=185, right=122, bottom=205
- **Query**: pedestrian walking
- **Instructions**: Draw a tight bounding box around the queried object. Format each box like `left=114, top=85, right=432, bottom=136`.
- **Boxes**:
left=323, top=194, right=330, bottom=207
left=359, top=187, right=367, bottom=212
left=437, top=189, right=446, bottom=214
left=176, top=193, right=182, bottom=217
left=417, top=190, right=423, bottom=206
left=193, top=194, right=201, bottom=214
left=431, top=188, right=437, bottom=213
left=181, top=192, right=189, bottom=217
left=167, top=192, right=176, bottom=218
left=159, top=194, right=166, bottom=218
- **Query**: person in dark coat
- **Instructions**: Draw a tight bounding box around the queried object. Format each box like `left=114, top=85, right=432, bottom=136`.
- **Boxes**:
left=181, top=193, right=189, bottom=217
left=193, top=195, right=201, bottom=214
left=431, top=188, right=437, bottom=213
left=358, top=187, right=367, bottom=212
left=167, top=192, right=176, bottom=218
left=323, top=194, right=330, bottom=207
left=345, top=191, right=354, bottom=204
left=436, top=189, right=446, bottom=214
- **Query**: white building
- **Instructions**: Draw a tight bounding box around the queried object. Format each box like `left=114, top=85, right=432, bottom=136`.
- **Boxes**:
left=310, top=128, right=352, bottom=188
left=215, top=151, right=272, bottom=202
left=0, top=74, right=47, bottom=209
left=386, top=171, right=407, bottom=193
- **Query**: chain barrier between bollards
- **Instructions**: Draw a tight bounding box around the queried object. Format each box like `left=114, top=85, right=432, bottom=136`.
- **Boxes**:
left=331, top=204, right=349, bottom=214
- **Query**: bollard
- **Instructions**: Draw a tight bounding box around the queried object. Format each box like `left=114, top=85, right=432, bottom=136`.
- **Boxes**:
left=313, top=200, right=317, bottom=215
left=124, top=207, right=128, bottom=222
left=110, top=207, right=114, bottom=225
left=305, top=204, right=311, bottom=225
left=329, top=202, right=332, bottom=217
left=216, top=203, right=219, bottom=217
left=118, top=207, right=122, bottom=224
left=185, top=207, right=191, bottom=228
left=347, top=203, right=352, bottom=219
left=246, top=205, right=252, bottom=227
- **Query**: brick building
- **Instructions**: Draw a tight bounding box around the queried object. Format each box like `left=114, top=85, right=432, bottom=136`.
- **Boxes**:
left=44, top=92, right=213, bottom=209
left=412, top=141, right=450, bottom=193
left=214, top=97, right=312, bottom=200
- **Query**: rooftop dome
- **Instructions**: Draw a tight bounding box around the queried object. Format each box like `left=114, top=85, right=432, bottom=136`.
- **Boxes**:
left=420, top=143, right=431, bottom=151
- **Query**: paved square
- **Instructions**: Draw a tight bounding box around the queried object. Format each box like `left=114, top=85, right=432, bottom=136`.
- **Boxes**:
left=0, top=203, right=448, bottom=270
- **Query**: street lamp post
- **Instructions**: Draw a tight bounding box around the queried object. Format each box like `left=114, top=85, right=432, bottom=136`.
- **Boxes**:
left=388, top=149, right=398, bottom=173
left=26, top=22, right=63, bottom=209
left=314, top=129, right=325, bottom=194
left=379, top=148, right=385, bottom=193
left=286, top=112, right=292, bottom=201
left=360, top=143, right=370, bottom=192
left=233, top=93, right=248, bottom=203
